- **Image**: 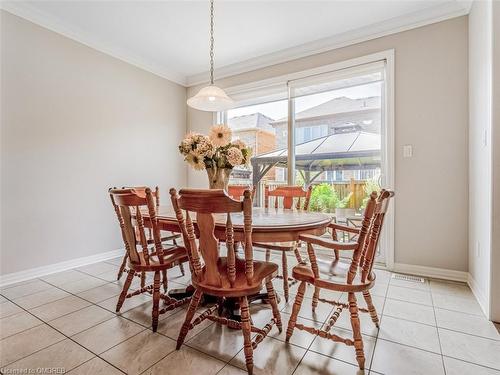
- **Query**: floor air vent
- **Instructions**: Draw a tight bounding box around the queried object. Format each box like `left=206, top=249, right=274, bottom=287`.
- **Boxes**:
left=391, top=273, right=426, bottom=283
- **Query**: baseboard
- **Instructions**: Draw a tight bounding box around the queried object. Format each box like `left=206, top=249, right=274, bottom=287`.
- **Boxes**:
left=467, top=273, right=490, bottom=318
left=392, top=263, right=468, bottom=282
left=0, top=248, right=124, bottom=288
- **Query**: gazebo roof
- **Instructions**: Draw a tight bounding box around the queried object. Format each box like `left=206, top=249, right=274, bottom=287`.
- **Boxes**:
left=251, top=131, right=381, bottom=172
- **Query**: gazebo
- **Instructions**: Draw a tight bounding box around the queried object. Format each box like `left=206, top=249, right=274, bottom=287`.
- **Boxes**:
left=251, top=131, right=381, bottom=191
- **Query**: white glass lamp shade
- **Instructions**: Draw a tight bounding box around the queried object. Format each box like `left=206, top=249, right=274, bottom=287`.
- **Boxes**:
left=187, top=84, right=234, bottom=112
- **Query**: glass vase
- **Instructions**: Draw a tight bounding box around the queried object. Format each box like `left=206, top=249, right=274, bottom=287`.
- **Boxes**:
left=206, top=167, right=231, bottom=190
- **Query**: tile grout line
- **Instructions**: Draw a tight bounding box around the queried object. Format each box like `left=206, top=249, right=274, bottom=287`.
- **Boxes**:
left=214, top=283, right=321, bottom=374
left=379, top=309, right=499, bottom=342
left=0, top=270, right=179, bottom=372
left=366, top=271, right=391, bottom=373
left=290, top=291, right=353, bottom=375
left=0, top=314, right=45, bottom=341
left=66, top=355, right=127, bottom=374
left=0, top=294, right=123, bottom=374
left=1, top=271, right=196, bottom=374
left=4, top=263, right=492, bottom=374
left=2, top=261, right=217, bottom=373
left=429, top=283, right=447, bottom=375
left=441, top=354, right=500, bottom=373
left=3, top=273, right=151, bottom=318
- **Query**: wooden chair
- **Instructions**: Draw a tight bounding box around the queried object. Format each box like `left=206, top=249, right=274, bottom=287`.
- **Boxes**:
left=170, top=188, right=282, bottom=375
left=286, top=190, right=394, bottom=370
left=111, top=186, right=184, bottom=281
left=109, top=187, right=190, bottom=331
left=253, top=185, right=313, bottom=302
left=227, top=185, right=256, bottom=201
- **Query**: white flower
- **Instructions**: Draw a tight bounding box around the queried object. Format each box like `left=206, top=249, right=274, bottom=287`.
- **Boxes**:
left=195, top=136, right=215, bottom=157
left=185, top=152, right=206, bottom=170
left=209, top=124, right=232, bottom=147
left=226, top=147, right=244, bottom=167
left=178, top=138, right=192, bottom=155
left=231, top=139, right=247, bottom=149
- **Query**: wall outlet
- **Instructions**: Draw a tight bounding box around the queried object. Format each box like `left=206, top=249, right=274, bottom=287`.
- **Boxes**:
left=476, top=241, right=481, bottom=258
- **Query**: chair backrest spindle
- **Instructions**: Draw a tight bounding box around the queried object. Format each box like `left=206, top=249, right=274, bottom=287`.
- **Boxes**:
left=109, top=187, right=164, bottom=267
left=346, top=192, right=377, bottom=284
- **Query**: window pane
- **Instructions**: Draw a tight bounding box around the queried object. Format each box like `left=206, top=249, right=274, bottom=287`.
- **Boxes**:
left=293, top=80, right=383, bottom=214
left=226, top=99, right=288, bottom=204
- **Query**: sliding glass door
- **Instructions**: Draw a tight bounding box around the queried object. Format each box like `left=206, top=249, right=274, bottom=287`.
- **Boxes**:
left=288, top=62, right=386, bottom=263
left=222, top=58, right=391, bottom=265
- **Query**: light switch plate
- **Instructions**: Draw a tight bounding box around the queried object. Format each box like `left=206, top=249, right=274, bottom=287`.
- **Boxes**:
left=403, top=144, right=413, bottom=158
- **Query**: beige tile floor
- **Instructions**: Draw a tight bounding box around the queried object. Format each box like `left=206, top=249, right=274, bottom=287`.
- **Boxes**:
left=1, top=250, right=499, bottom=375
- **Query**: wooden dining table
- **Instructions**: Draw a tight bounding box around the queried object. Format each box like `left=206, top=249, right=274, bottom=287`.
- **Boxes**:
left=150, top=206, right=333, bottom=242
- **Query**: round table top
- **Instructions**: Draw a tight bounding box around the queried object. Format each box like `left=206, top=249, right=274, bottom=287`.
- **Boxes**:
left=156, top=206, right=330, bottom=229
left=154, top=206, right=332, bottom=241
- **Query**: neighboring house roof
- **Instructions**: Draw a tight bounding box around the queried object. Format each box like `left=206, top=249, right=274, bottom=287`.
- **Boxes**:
left=272, top=96, right=381, bottom=124
left=228, top=113, right=275, bottom=132
left=251, top=131, right=381, bottom=174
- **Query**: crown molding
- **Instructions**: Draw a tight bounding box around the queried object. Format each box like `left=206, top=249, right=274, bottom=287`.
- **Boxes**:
left=187, top=1, right=471, bottom=87
left=1, top=1, right=471, bottom=89
left=0, top=1, right=188, bottom=86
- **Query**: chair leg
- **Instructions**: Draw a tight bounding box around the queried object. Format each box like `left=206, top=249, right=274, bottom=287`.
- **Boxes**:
left=334, top=250, right=340, bottom=260
left=140, top=271, right=146, bottom=289
left=161, top=269, right=168, bottom=293
left=176, top=289, right=203, bottom=350
left=286, top=281, right=306, bottom=342
left=152, top=271, right=161, bottom=332
left=178, top=261, right=185, bottom=276
left=265, top=280, right=282, bottom=333
left=117, top=253, right=128, bottom=280
left=282, top=251, right=289, bottom=302
left=362, top=290, right=379, bottom=328
left=348, top=292, right=365, bottom=370
left=293, top=245, right=303, bottom=264
left=240, top=296, right=254, bottom=375
left=312, top=286, right=320, bottom=312
left=265, top=249, right=271, bottom=262
left=116, top=269, right=134, bottom=312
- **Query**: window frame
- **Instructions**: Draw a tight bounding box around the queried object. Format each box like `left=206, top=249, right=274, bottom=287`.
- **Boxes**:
left=218, top=50, right=395, bottom=269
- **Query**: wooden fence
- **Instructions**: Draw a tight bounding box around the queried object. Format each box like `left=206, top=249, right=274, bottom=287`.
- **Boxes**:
left=262, top=179, right=368, bottom=211
left=328, top=180, right=367, bottom=210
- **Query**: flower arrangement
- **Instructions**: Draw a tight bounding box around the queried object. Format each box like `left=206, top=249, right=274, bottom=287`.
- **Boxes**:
left=178, top=124, right=252, bottom=188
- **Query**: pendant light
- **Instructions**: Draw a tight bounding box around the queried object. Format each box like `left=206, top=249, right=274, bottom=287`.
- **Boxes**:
left=187, top=0, right=234, bottom=112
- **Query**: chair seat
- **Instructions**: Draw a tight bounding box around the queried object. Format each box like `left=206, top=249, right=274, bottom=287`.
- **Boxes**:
left=192, top=257, right=278, bottom=297
left=292, top=259, right=375, bottom=293
left=253, top=241, right=297, bottom=251
left=130, top=246, right=189, bottom=272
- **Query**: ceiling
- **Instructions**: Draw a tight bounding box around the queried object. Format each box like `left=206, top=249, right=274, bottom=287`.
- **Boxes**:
left=2, top=1, right=471, bottom=86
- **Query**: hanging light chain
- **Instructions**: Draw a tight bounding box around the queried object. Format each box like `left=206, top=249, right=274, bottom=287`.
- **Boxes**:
left=209, top=0, right=215, bottom=85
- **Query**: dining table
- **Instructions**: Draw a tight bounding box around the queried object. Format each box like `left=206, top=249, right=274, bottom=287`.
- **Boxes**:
left=142, top=205, right=333, bottom=317
left=151, top=206, right=332, bottom=242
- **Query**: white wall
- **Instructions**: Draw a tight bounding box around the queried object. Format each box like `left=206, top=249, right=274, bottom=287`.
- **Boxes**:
left=187, top=16, right=469, bottom=273
left=0, top=11, right=187, bottom=276
left=468, top=0, right=494, bottom=319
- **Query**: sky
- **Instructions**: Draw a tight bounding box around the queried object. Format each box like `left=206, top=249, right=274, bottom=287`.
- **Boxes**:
left=228, top=81, right=382, bottom=121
